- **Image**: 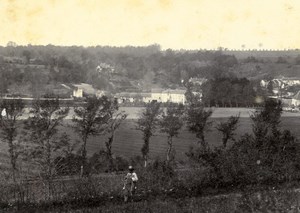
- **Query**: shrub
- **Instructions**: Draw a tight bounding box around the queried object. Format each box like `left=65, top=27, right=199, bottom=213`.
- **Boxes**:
left=186, top=99, right=300, bottom=189
left=136, top=159, right=178, bottom=197
left=89, top=151, right=129, bottom=173
left=54, top=154, right=85, bottom=176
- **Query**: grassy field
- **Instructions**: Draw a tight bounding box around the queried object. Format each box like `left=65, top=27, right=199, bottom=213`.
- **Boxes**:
left=79, top=116, right=300, bottom=161
left=0, top=107, right=300, bottom=211
left=49, top=190, right=300, bottom=213
left=6, top=186, right=300, bottom=213
left=63, top=107, right=300, bottom=161
left=0, top=108, right=300, bottom=175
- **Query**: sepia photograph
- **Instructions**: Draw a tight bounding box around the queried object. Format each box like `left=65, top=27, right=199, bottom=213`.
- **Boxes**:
left=1, top=0, right=300, bottom=212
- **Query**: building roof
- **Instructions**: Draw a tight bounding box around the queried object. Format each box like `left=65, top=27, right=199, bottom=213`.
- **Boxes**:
left=151, top=88, right=164, bottom=93
left=115, top=88, right=188, bottom=99
left=163, top=89, right=186, bottom=94
left=73, top=83, right=97, bottom=94
left=61, top=84, right=72, bottom=90
left=293, top=91, right=300, bottom=100
left=151, top=88, right=186, bottom=94
left=140, top=93, right=151, bottom=97
left=280, top=77, right=300, bottom=81
left=116, top=92, right=140, bottom=98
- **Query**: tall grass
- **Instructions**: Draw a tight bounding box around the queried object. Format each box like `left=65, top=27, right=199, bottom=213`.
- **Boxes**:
left=14, top=188, right=300, bottom=213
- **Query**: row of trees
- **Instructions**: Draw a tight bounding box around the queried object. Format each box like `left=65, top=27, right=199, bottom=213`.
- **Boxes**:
left=0, top=97, right=127, bottom=190
left=184, top=97, right=300, bottom=187
left=1, top=86, right=299, bottom=206
left=1, top=89, right=298, bottom=191
left=136, top=86, right=240, bottom=167
left=0, top=94, right=205, bottom=184
left=137, top=85, right=299, bottom=187
left=0, top=92, right=217, bottom=184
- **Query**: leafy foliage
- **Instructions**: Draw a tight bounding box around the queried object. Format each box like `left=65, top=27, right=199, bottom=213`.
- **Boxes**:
left=159, top=103, right=184, bottom=162
left=185, top=95, right=213, bottom=150
left=24, top=98, right=69, bottom=181
left=187, top=98, right=300, bottom=187
left=72, top=96, right=112, bottom=166
left=136, top=101, right=162, bottom=167
left=216, top=114, right=240, bottom=148
left=0, top=99, right=25, bottom=182
left=54, top=153, right=83, bottom=176
left=103, top=99, right=127, bottom=170
left=201, top=77, right=257, bottom=107
left=89, top=151, right=129, bottom=173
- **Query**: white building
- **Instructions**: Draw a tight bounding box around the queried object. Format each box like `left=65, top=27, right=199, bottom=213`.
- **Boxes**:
left=261, top=77, right=300, bottom=89
left=150, top=89, right=186, bottom=104
left=291, top=91, right=300, bottom=106
left=141, top=93, right=152, bottom=103
left=260, top=80, right=268, bottom=88
left=116, top=92, right=138, bottom=103
left=73, top=88, right=83, bottom=98
left=72, top=83, right=106, bottom=98
left=281, top=78, right=300, bottom=86
left=115, top=89, right=187, bottom=104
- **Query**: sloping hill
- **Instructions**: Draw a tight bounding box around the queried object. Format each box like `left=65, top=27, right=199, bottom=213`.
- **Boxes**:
left=230, top=62, right=300, bottom=80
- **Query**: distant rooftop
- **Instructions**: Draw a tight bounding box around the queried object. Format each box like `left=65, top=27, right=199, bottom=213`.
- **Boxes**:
left=293, top=91, right=300, bottom=100
left=151, top=88, right=186, bottom=94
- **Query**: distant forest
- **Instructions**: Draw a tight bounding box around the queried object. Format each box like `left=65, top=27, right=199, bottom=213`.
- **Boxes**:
left=1, top=44, right=300, bottom=103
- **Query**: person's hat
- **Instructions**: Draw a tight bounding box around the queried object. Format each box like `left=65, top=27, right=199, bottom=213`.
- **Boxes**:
left=129, top=165, right=134, bottom=171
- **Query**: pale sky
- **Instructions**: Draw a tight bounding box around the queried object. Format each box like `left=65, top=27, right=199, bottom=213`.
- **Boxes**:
left=0, top=0, right=300, bottom=50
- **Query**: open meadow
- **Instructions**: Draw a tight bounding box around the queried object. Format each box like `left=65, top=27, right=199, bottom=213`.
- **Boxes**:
left=0, top=107, right=300, bottom=176
left=0, top=108, right=300, bottom=211
left=80, top=107, right=300, bottom=161
left=81, top=117, right=300, bottom=160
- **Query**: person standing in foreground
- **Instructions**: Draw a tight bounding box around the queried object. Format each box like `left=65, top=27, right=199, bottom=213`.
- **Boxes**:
left=123, top=166, right=138, bottom=202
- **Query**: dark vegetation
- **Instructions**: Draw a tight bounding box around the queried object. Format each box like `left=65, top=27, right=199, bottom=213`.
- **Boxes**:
left=1, top=45, right=300, bottom=98
left=1, top=45, right=300, bottom=211
left=0, top=91, right=300, bottom=212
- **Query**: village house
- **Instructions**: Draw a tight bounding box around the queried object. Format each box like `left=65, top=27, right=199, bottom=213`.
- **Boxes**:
left=281, top=77, right=300, bottom=86
left=115, top=88, right=186, bottom=104
left=149, top=88, right=186, bottom=104
left=291, top=91, right=300, bottom=106
left=116, top=92, right=138, bottom=103
left=162, top=89, right=186, bottom=104
left=72, top=83, right=106, bottom=98
left=261, top=77, right=300, bottom=89
left=260, top=79, right=268, bottom=88
left=96, top=63, right=115, bottom=77
left=141, top=93, right=152, bottom=103
left=73, top=87, right=83, bottom=98
left=151, top=88, right=164, bottom=102
left=60, top=84, right=83, bottom=98
left=3, top=56, right=26, bottom=64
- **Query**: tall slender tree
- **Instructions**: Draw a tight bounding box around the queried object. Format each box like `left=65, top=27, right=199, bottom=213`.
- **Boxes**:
left=185, top=86, right=213, bottom=151
left=104, top=99, right=127, bottom=171
left=0, top=99, right=25, bottom=183
left=24, top=98, right=69, bottom=197
left=159, top=103, right=184, bottom=162
left=72, top=96, right=111, bottom=174
left=251, top=98, right=283, bottom=148
left=216, top=115, right=240, bottom=148
left=137, top=101, right=162, bottom=167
